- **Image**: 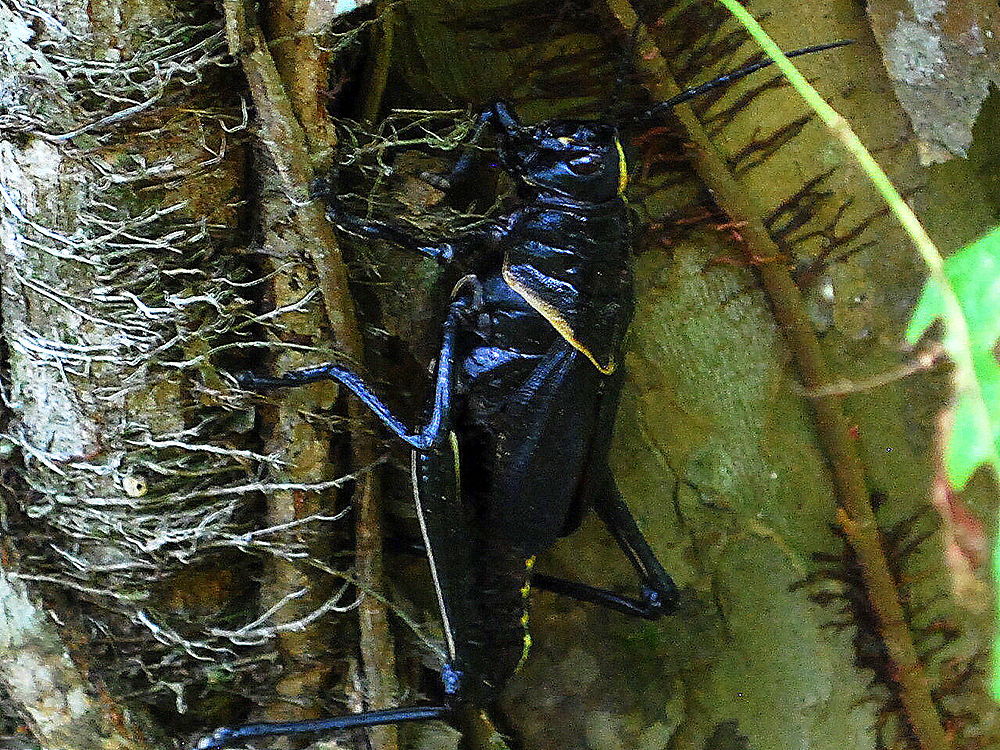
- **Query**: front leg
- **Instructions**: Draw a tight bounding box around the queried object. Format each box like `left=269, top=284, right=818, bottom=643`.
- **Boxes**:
left=425, top=102, right=523, bottom=189
left=328, top=202, right=462, bottom=264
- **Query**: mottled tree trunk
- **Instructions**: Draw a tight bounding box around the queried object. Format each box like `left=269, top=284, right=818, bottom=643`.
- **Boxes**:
left=0, top=1, right=250, bottom=747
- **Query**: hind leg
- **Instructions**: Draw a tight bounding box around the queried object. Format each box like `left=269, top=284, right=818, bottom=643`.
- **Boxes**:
left=534, top=465, right=678, bottom=619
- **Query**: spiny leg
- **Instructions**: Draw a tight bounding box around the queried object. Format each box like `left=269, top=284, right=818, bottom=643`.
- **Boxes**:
left=591, top=468, right=679, bottom=616
left=424, top=102, right=522, bottom=190
left=195, top=442, right=479, bottom=749
left=205, top=304, right=480, bottom=746
left=313, top=178, right=507, bottom=265
left=327, top=203, right=462, bottom=263
left=411, top=436, right=480, bottom=686
left=387, top=497, right=679, bottom=621
left=531, top=572, right=668, bottom=620
left=530, top=359, right=677, bottom=619
left=193, top=706, right=450, bottom=750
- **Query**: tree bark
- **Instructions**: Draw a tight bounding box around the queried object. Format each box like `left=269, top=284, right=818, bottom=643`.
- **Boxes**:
left=1, top=1, right=250, bottom=747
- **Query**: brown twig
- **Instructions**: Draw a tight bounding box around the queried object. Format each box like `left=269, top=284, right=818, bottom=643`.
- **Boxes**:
left=221, top=4, right=400, bottom=749
left=252, top=0, right=343, bottom=728
left=359, top=2, right=397, bottom=123
left=599, top=3, right=950, bottom=749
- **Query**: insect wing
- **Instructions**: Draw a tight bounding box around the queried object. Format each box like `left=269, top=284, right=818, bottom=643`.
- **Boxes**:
left=492, top=340, right=604, bottom=555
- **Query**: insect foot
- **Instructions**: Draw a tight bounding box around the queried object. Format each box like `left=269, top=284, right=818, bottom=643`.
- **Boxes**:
left=641, top=583, right=679, bottom=618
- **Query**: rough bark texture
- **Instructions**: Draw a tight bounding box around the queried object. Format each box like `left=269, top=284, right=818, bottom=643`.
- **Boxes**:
left=1, top=0, right=254, bottom=747
left=866, top=0, right=1000, bottom=164
left=0, top=1, right=997, bottom=749
left=255, top=0, right=347, bottom=728
left=0, top=550, right=143, bottom=749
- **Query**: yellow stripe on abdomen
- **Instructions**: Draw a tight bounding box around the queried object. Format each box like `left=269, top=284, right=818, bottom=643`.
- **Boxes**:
left=615, top=137, right=628, bottom=195
left=516, top=556, right=536, bottom=669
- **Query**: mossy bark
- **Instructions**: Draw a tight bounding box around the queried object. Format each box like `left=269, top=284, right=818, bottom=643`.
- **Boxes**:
left=1, top=0, right=251, bottom=747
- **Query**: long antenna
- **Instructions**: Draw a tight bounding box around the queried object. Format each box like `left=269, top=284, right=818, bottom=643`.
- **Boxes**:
left=640, top=40, right=852, bottom=121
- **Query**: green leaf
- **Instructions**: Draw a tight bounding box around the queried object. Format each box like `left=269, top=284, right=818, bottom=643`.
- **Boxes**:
left=905, top=226, right=1000, bottom=491
left=906, top=226, right=1000, bottom=349
left=945, top=354, right=1000, bottom=488
left=906, top=228, right=1000, bottom=701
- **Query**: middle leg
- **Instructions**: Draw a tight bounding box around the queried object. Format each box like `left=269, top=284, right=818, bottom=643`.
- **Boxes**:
left=237, top=293, right=473, bottom=451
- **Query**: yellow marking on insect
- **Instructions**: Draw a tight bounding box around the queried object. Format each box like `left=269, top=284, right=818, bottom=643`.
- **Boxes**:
left=516, top=555, right=535, bottom=669
left=615, top=137, right=628, bottom=195
left=503, top=262, right=617, bottom=375
left=519, top=631, right=533, bottom=668
left=557, top=136, right=575, bottom=145
left=521, top=556, right=535, bottom=597
left=450, top=432, right=461, bottom=496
